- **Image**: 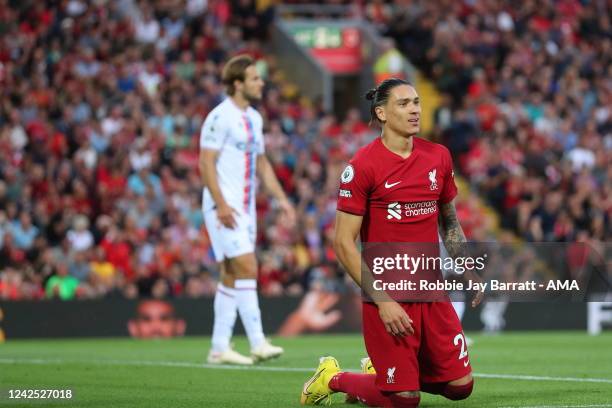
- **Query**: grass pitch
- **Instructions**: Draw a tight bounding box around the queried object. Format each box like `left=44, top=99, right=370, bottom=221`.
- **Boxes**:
left=1, top=332, right=611, bottom=407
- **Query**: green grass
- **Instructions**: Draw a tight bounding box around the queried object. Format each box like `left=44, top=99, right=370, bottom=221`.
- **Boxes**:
left=1, top=332, right=611, bottom=407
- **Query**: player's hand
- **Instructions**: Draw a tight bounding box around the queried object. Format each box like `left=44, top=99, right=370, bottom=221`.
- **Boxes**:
left=278, top=198, right=296, bottom=228
left=471, top=285, right=484, bottom=308
left=217, top=203, right=239, bottom=229
left=465, top=269, right=484, bottom=308
left=376, top=301, right=414, bottom=336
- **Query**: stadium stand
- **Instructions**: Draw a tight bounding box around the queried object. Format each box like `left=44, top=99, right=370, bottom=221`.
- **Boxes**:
left=0, top=0, right=609, bottom=301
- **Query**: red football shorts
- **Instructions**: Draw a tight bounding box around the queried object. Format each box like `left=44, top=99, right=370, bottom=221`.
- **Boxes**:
left=362, top=301, right=472, bottom=392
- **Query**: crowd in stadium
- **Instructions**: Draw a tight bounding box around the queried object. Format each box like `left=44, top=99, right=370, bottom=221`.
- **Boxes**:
left=379, top=0, right=611, bottom=246
left=0, top=0, right=609, bottom=300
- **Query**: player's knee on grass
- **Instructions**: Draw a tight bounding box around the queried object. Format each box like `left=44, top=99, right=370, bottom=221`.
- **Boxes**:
left=420, top=376, right=473, bottom=401
left=388, top=391, right=420, bottom=408
left=442, top=379, right=473, bottom=401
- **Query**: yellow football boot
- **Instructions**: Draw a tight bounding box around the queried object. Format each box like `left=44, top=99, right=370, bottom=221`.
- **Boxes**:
left=360, top=357, right=376, bottom=374
left=300, top=356, right=341, bottom=405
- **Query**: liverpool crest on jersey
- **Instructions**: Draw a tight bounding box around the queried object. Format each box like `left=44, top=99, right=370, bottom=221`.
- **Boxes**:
left=429, top=169, right=438, bottom=190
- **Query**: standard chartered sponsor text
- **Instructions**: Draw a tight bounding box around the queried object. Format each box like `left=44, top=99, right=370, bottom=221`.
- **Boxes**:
left=403, top=201, right=437, bottom=217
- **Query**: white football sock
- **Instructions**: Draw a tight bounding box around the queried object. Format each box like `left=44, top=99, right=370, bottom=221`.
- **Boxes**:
left=211, top=283, right=237, bottom=353
left=234, top=279, right=265, bottom=349
left=452, top=301, right=466, bottom=321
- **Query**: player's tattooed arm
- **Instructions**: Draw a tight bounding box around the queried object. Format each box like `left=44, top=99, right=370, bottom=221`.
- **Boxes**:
left=439, top=199, right=484, bottom=307
left=438, top=199, right=466, bottom=258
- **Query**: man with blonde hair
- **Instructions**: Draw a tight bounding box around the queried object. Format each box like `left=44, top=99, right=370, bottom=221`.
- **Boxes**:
left=200, top=55, right=295, bottom=365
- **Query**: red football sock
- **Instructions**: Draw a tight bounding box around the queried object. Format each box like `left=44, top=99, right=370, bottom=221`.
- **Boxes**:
left=329, top=373, right=419, bottom=407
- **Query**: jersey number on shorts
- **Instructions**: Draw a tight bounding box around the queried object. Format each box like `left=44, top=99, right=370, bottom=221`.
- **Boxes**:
left=453, top=333, right=469, bottom=366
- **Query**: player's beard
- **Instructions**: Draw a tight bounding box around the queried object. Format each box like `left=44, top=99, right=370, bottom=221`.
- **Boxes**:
left=243, top=89, right=262, bottom=105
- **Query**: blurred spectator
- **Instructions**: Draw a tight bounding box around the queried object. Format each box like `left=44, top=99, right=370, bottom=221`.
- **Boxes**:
left=135, top=7, right=160, bottom=44
left=69, top=250, right=91, bottom=282
left=373, top=37, right=406, bottom=85
left=45, top=263, right=80, bottom=300
left=10, top=212, right=39, bottom=250
left=67, top=215, right=94, bottom=252
left=90, top=246, right=116, bottom=284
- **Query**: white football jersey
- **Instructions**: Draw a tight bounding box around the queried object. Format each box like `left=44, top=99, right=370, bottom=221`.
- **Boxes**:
left=200, top=98, right=265, bottom=214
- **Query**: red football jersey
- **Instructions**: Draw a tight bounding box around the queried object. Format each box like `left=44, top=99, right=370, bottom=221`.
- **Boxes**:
left=337, top=137, right=457, bottom=243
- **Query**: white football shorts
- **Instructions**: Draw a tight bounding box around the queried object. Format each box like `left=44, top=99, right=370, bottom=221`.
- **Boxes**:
left=203, top=208, right=256, bottom=262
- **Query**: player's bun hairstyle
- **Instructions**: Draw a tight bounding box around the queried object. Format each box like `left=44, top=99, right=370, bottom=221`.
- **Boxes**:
left=366, top=78, right=411, bottom=125
left=222, top=54, right=255, bottom=96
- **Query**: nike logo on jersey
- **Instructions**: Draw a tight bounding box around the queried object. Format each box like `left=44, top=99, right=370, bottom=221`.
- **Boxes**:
left=385, top=181, right=401, bottom=188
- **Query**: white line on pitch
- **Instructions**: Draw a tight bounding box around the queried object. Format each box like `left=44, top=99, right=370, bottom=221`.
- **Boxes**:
left=1, top=358, right=612, bottom=385
left=476, top=372, right=612, bottom=384
left=499, top=405, right=612, bottom=408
